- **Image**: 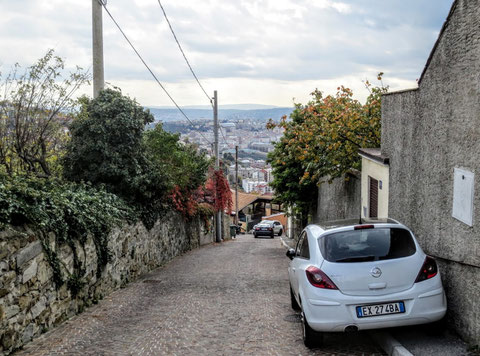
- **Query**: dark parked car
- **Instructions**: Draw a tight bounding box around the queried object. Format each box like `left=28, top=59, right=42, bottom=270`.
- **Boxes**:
left=254, top=221, right=275, bottom=238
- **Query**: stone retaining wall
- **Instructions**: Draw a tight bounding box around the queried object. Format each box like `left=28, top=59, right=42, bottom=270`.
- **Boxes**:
left=0, top=212, right=214, bottom=355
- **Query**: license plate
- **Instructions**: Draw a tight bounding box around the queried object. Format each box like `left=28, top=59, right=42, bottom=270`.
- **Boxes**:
left=356, top=301, right=405, bottom=318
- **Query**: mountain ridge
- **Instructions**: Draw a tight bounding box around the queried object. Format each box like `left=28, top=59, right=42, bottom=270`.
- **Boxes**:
left=146, top=106, right=293, bottom=122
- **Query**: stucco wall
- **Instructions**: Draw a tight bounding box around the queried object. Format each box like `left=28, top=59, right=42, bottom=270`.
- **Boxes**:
left=0, top=213, right=214, bottom=355
left=314, top=171, right=361, bottom=223
left=360, top=157, right=389, bottom=219
left=381, top=0, right=480, bottom=343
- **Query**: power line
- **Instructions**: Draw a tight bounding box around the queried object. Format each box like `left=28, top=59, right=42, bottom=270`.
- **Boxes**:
left=100, top=1, right=213, bottom=145
left=219, top=125, right=228, bottom=144
left=156, top=0, right=213, bottom=107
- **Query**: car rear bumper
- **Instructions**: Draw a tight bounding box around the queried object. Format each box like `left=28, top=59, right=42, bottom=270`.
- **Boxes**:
left=302, top=276, right=447, bottom=332
left=254, top=231, right=274, bottom=236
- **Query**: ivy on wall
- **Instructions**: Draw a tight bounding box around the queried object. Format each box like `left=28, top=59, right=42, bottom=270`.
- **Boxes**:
left=0, top=175, right=132, bottom=293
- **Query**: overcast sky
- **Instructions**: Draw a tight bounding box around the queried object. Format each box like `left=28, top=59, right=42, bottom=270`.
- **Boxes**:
left=0, top=0, right=454, bottom=107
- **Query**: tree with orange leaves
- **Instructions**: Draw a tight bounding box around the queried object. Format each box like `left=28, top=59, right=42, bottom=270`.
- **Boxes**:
left=267, top=74, right=388, bottom=222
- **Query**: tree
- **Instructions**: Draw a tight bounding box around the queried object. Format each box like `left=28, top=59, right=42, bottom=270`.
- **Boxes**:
left=144, top=124, right=210, bottom=194
left=267, top=105, right=318, bottom=224
left=62, top=89, right=170, bottom=228
left=267, top=74, right=388, bottom=224
left=0, top=49, right=89, bottom=177
left=144, top=123, right=212, bottom=218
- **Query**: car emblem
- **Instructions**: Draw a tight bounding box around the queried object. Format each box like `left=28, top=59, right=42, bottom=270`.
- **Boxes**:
left=371, top=267, right=382, bottom=278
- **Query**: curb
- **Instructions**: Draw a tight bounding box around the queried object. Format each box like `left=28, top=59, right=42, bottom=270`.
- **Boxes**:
left=280, top=236, right=290, bottom=249
left=280, top=235, right=296, bottom=250
left=369, top=331, right=413, bottom=356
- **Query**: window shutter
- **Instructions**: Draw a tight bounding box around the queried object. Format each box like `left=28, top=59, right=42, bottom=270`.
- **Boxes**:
left=369, top=177, right=378, bottom=218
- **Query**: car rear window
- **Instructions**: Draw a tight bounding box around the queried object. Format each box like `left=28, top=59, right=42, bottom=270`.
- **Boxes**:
left=319, top=228, right=416, bottom=263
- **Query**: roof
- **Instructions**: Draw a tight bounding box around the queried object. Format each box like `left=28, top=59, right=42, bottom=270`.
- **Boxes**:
left=230, top=190, right=273, bottom=212
left=263, top=212, right=285, bottom=219
left=382, top=87, right=418, bottom=97
left=358, top=148, right=389, bottom=165
left=315, top=218, right=399, bottom=231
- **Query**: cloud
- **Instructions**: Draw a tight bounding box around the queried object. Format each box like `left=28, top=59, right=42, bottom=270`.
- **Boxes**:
left=0, top=0, right=454, bottom=106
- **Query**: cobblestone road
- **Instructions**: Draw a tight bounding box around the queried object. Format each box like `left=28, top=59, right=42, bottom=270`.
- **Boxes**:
left=16, top=234, right=385, bottom=356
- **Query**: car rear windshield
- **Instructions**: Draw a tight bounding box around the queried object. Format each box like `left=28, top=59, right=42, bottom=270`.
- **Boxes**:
left=319, top=228, right=416, bottom=263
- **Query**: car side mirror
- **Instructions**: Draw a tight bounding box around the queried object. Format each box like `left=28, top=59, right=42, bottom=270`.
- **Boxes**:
left=286, top=248, right=295, bottom=260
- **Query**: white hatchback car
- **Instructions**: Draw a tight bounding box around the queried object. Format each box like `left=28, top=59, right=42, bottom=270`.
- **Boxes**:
left=286, top=219, right=447, bottom=348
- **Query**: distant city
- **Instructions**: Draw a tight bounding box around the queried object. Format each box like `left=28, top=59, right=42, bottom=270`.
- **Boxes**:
left=147, top=105, right=293, bottom=195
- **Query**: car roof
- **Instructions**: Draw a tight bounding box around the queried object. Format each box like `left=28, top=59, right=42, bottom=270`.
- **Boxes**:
left=316, top=218, right=399, bottom=230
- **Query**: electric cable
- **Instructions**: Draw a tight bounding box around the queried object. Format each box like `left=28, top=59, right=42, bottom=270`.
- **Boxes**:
left=219, top=125, right=228, bottom=145
left=156, top=0, right=213, bottom=107
left=100, top=1, right=213, bottom=145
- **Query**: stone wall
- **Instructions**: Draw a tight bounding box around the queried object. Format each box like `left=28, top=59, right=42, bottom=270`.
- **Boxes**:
left=381, top=0, right=480, bottom=343
left=314, top=171, right=361, bottom=223
left=0, top=212, right=214, bottom=355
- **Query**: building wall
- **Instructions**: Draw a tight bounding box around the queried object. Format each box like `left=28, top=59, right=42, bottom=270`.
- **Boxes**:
left=0, top=213, right=214, bottom=354
left=314, top=172, right=361, bottom=223
left=360, top=157, right=389, bottom=219
left=262, top=213, right=288, bottom=231
left=381, top=0, right=480, bottom=343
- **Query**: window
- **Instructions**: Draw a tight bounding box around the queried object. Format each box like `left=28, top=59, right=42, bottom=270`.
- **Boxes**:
left=300, top=235, right=310, bottom=259
left=319, top=228, right=416, bottom=263
left=295, top=232, right=305, bottom=256
left=295, top=232, right=310, bottom=259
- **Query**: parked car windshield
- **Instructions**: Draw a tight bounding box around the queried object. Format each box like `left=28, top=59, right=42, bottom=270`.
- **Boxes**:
left=319, top=228, right=416, bottom=263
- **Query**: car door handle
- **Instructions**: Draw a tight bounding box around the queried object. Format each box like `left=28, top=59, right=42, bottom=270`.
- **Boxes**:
left=368, top=282, right=387, bottom=290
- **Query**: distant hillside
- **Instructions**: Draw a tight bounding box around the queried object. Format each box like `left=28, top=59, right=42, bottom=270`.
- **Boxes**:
left=146, top=107, right=293, bottom=123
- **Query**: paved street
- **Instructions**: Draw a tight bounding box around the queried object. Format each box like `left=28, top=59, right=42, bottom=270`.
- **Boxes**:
left=15, top=234, right=385, bottom=356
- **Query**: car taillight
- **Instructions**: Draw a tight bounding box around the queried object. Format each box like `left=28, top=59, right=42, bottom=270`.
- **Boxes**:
left=354, top=224, right=374, bottom=230
left=268, top=227, right=273, bottom=230
left=305, top=266, right=338, bottom=290
left=255, top=227, right=259, bottom=230
left=415, top=256, right=438, bottom=283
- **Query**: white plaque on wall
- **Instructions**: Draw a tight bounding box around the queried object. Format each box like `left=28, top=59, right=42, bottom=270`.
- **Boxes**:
left=452, top=168, right=475, bottom=226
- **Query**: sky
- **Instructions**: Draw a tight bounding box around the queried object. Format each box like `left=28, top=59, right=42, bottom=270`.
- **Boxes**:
left=0, top=0, right=454, bottom=108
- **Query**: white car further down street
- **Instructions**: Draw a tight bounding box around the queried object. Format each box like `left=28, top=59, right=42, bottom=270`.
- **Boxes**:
left=286, top=218, right=447, bottom=348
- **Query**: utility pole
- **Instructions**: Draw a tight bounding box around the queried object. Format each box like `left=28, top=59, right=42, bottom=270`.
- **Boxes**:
left=235, top=145, right=239, bottom=225
left=213, top=90, right=222, bottom=243
left=92, top=0, right=105, bottom=98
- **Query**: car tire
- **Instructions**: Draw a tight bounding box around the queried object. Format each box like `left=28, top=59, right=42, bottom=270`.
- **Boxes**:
left=254, top=234, right=257, bottom=238
left=290, top=286, right=300, bottom=311
left=278, top=229, right=283, bottom=236
left=302, top=312, right=323, bottom=348
left=271, top=233, right=274, bottom=239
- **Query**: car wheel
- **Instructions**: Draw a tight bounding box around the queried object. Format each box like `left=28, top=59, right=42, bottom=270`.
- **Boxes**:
left=290, top=286, right=300, bottom=311
left=254, top=234, right=257, bottom=238
left=271, top=233, right=274, bottom=238
left=302, top=312, right=323, bottom=348
left=278, top=229, right=283, bottom=236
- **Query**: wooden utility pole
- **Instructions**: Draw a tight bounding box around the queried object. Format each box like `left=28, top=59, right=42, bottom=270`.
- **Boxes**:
left=213, top=90, right=222, bottom=243
left=235, top=145, right=239, bottom=225
left=92, top=0, right=105, bottom=98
